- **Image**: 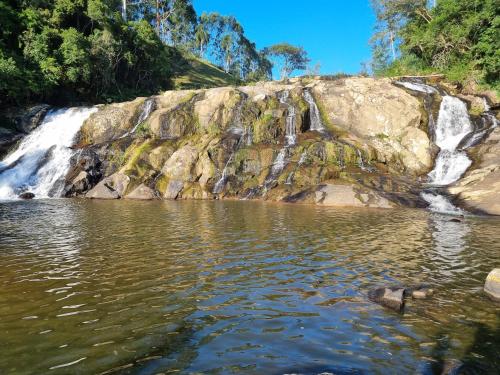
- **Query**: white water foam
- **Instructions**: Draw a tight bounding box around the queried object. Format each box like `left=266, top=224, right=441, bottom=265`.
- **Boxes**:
left=0, top=107, right=97, bottom=199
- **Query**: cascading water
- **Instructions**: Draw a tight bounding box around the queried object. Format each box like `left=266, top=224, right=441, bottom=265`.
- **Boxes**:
left=396, top=81, right=438, bottom=94
left=303, top=90, right=325, bottom=132
left=0, top=107, right=97, bottom=200
left=421, top=95, right=473, bottom=214
left=263, top=90, right=297, bottom=190
left=213, top=97, right=247, bottom=194
left=280, top=90, right=297, bottom=146
left=120, top=98, right=155, bottom=138
left=427, top=96, right=473, bottom=186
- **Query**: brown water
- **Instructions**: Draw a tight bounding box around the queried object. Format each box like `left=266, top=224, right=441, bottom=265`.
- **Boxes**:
left=0, top=200, right=498, bottom=374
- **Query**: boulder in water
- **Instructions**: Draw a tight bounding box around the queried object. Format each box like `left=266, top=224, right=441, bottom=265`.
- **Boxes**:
left=368, top=287, right=405, bottom=312
left=19, top=192, right=35, bottom=200
left=64, top=149, right=102, bottom=196
left=86, top=173, right=130, bottom=199
left=125, top=184, right=156, bottom=200
left=484, top=269, right=500, bottom=302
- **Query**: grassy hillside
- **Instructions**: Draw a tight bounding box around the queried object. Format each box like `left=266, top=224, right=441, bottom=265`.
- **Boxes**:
left=171, top=53, right=241, bottom=90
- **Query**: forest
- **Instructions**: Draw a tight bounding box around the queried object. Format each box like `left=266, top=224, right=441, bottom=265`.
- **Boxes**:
left=1, top=0, right=498, bottom=107
left=371, top=0, right=499, bottom=92
left=0, top=0, right=305, bottom=106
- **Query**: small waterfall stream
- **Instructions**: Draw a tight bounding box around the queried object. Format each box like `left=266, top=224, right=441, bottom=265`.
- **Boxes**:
left=120, top=98, right=155, bottom=138
left=263, top=90, right=297, bottom=190
left=303, top=90, right=325, bottom=132
left=213, top=97, right=247, bottom=194
left=0, top=107, right=97, bottom=199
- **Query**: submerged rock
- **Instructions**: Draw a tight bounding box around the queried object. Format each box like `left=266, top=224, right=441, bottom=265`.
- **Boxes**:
left=484, top=269, right=500, bottom=302
left=19, top=192, right=35, bottom=200
left=368, top=287, right=405, bottom=312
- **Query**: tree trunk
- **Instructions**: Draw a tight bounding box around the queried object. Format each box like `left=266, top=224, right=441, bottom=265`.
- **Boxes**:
left=390, top=31, right=396, bottom=62
left=156, top=0, right=161, bottom=35
left=122, top=0, right=127, bottom=21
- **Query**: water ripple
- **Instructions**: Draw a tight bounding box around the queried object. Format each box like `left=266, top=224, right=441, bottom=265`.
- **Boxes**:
left=0, top=200, right=499, bottom=374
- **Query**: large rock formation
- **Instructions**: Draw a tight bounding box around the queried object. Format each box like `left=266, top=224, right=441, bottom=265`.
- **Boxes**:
left=69, top=76, right=497, bottom=212
left=449, top=127, right=500, bottom=215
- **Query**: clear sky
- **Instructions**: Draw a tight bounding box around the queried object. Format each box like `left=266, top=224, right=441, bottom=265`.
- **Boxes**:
left=193, top=0, right=376, bottom=77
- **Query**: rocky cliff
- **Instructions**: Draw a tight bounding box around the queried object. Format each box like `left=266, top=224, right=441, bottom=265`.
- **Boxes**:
left=58, top=77, right=499, bottom=213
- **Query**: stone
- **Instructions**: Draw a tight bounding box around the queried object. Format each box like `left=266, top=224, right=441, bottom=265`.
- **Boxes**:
left=484, top=269, right=500, bottom=302
left=412, top=289, right=434, bottom=299
left=125, top=184, right=156, bottom=200
left=315, top=183, right=393, bottom=209
left=86, top=173, right=130, bottom=199
left=368, top=287, right=405, bottom=312
left=449, top=128, right=500, bottom=215
left=164, top=180, right=184, bottom=199
left=64, top=149, right=102, bottom=196
left=312, top=78, right=433, bottom=175
left=19, top=192, right=35, bottom=200
left=79, top=98, right=145, bottom=144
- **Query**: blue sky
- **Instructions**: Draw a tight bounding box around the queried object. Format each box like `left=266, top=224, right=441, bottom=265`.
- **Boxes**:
left=193, top=0, right=376, bottom=77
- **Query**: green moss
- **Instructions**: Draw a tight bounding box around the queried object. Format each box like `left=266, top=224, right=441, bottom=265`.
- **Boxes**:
left=252, top=113, right=275, bottom=143
left=375, top=133, right=389, bottom=140
left=155, top=174, right=170, bottom=195
left=135, top=121, right=151, bottom=138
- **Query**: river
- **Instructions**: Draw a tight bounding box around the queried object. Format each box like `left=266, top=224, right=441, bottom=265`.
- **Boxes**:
left=0, top=200, right=498, bottom=374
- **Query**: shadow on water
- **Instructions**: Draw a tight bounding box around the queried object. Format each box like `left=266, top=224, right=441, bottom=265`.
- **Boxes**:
left=426, top=313, right=500, bottom=375
left=98, top=323, right=198, bottom=375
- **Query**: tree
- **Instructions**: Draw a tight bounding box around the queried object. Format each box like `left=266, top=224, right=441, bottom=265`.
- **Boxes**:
left=370, top=0, right=499, bottom=90
left=264, top=43, right=310, bottom=80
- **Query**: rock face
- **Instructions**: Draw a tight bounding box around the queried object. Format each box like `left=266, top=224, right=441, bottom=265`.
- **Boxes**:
left=71, top=77, right=497, bottom=210
left=64, top=149, right=102, bottom=197
left=449, top=127, right=500, bottom=215
left=484, top=269, right=500, bottom=302
left=312, top=78, right=433, bottom=175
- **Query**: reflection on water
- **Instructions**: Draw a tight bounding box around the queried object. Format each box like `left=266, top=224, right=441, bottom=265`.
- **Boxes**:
left=0, top=200, right=499, bottom=374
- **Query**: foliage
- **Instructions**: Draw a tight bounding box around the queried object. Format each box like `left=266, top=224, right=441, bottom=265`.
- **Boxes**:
left=263, top=43, right=310, bottom=80
left=370, top=0, right=499, bottom=91
left=0, top=0, right=177, bottom=106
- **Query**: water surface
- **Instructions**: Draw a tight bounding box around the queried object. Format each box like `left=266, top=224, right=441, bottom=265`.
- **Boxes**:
left=0, top=200, right=499, bottom=374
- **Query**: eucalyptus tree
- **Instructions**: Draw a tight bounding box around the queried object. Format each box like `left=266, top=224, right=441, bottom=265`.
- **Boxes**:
left=263, top=43, right=310, bottom=80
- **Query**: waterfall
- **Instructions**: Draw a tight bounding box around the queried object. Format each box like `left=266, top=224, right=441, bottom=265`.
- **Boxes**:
left=213, top=97, right=247, bottom=194
left=303, top=90, right=325, bottom=132
left=427, top=96, right=473, bottom=186
left=120, top=98, right=155, bottom=138
left=262, top=90, right=297, bottom=190
left=280, top=90, right=297, bottom=146
left=0, top=107, right=96, bottom=200
left=396, top=81, right=438, bottom=94
left=421, top=95, right=473, bottom=214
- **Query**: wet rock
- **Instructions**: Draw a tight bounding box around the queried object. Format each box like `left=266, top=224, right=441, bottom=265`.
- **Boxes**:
left=79, top=98, right=145, bottom=145
left=64, top=149, right=102, bottom=196
left=125, top=184, right=156, bottom=200
left=164, top=180, right=184, bottom=199
left=86, top=173, right=130, bottom=199
left=412, top=288, right=434, bottom=299
left=484, top=269, right=500, bottom=302
left=441, top=359, right=464, bottom=375
left=449, top=128, right=500, bottom=215
left=315, top=183, right=393, bottom=209
left=19, top=192, right=35, bottom=200
left=368, top=287, right=405, bottom=312
left=312, top=78, right=433, bottom=175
